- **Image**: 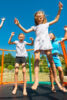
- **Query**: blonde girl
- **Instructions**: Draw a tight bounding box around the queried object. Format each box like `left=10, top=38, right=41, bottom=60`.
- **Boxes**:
left=14, top=2, right=67, bottom=92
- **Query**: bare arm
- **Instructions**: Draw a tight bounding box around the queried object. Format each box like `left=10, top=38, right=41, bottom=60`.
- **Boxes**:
left=0, top=18, right=5, bottom=29
left=26, top=37, right=34, bottom=46
left=8, top=32, right=16, bottom=44
left=14, top=18, right=34, bottom=33
left=61, top=26, right=67, bottom=41
left=49, top=2, right=63, bottom=25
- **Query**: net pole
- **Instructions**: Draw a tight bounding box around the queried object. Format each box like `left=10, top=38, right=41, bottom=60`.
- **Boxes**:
left=1, top=51, right=4, bottom=84
left=60, top=41, right=67, bottom=67
left=28, top=52, right=32, bottom=82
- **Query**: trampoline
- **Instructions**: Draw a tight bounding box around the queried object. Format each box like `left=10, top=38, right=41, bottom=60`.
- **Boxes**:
left=0, top=84, right=67, bottom=100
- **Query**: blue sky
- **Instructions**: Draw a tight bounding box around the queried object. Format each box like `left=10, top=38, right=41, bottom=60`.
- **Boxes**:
left=0, top=0, right=67, bottom=55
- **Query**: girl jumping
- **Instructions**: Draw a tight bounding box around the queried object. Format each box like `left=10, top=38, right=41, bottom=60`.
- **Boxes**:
left=14, top=2, right=67, bottom=92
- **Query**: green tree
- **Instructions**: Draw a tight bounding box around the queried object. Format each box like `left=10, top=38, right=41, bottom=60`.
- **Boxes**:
left=4, top=53, right=15, bottom=68
left=40, top=55, right=49, bottom=73
left=8, top=65, right=14, bottom=70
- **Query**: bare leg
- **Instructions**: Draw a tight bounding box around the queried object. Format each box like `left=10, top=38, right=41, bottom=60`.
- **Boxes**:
left=45, top=50, right=67, bottom=92
left=57, top=67, right=64, bottom=86
left=12, top=63, right=19, bottom=94
left=32, top=51, right=40, bottom=90
left=49, top=67, right=56, bottom=92
left=22, top=63, right=27, bottom=96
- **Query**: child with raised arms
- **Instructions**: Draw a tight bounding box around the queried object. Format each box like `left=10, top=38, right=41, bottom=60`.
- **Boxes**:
left=8, top=32, right=34, bottom=95
left=47, top=26, right=67, bottom=92
left=14, top=2, right=67, bottom=92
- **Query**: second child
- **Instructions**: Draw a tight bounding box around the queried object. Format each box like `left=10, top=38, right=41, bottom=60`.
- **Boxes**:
left=8, top=32, right=34, bottom=95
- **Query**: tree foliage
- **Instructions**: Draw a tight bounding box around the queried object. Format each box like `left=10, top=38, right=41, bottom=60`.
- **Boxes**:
left=0, top=53, right=66, bottom=75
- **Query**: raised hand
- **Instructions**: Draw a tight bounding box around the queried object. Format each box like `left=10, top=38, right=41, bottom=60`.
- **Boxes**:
left=59, top=2, right=63, bottom=9
left=1, top=17, right=5, bottom=21
left=11, top=32, right=15, bottom=37
left=14, top=18, right=19, bottom=25
left=30, top=37, right=34, bottom=41
left=64, top=26, right=67, bottom=31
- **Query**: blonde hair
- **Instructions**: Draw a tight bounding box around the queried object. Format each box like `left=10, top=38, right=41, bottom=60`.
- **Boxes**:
left=49, top=33, right=56, bottom=40
left=34, top=11, right=47, bottom=25
left=18, top=33, right=25, bottom=38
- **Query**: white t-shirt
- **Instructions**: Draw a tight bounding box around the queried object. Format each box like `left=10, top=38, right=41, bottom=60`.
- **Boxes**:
left=14, top=40, right=28, bottom=57
left=32, top=23, right=52, bottom=51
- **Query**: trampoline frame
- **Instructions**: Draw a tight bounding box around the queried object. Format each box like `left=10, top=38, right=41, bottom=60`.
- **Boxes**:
left=0, top=41, right=67, bottom=85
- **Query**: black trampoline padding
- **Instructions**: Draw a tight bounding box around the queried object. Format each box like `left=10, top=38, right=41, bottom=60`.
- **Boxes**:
left=0, top=84, right=67, bottom=100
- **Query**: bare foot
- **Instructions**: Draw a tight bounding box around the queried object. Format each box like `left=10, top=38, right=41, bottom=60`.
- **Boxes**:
left=31, top=83, right=39, bottom=90
left=61, top=87, right=67, bottom=92
left=51, top=88, right=56, bottom=93
left=12, top=87, right=17, bottom=95
left=23, top=90, right=27, bottom=96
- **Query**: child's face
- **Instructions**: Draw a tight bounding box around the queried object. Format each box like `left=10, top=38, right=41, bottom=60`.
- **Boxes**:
left=36, top=12, right=44, bottom=24
left=18, top=34, right=25, bottom=41
left=49, top=33, right=55, bottom=40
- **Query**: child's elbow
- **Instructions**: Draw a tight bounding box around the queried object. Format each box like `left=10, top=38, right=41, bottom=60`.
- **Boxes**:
left=8, top=41, right=10, bottom=44
left=55, top=18, right=58, bottom=23
left=25, top=31, right=28, bottom=33
left=25, top=29, right=31, bottom=33
left=63, top=38, right=67, bottom=41
left=31, top=43, right=34, bottom=46
left=25, top=30, right=29, bottom=33
left=65, top=38, right=67, bottom=40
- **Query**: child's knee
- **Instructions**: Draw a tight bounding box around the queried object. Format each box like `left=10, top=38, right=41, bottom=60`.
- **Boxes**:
left=15, top=68, right=19, bottom=74
left=47, top=53, right=54, bottom=65
left=22, top=63, right=26, bottom=67
left=22, top=68, right=26, bottom=73
left=50, top=68, right=53, bottom=74
left=15, top=63, right=19, bottom=68
left=34, top=59, right=39, bottom=66
left=48, top=59, right=54, bottom=67
left=58, top=68, right=63, bottom=73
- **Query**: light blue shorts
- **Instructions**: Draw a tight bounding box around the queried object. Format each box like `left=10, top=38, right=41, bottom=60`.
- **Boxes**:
left=47, top=55, right=62, bottom=68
